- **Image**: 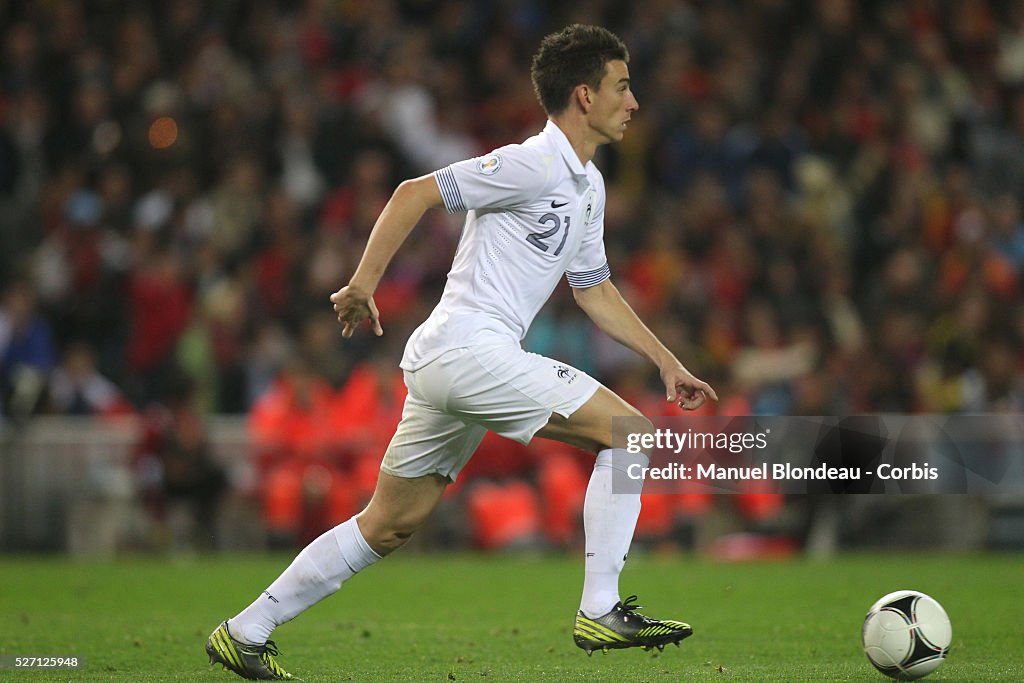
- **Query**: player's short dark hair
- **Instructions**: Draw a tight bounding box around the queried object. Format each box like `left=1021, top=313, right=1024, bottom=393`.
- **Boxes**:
left=530, top=24, right=629, bottom=115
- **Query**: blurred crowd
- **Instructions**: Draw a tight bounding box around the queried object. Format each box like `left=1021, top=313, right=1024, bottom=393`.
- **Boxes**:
left=2, top=0, right=1023, bottom=550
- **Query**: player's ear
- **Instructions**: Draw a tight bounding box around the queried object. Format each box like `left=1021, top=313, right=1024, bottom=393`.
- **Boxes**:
left=574, top=84, right=592, bottom=111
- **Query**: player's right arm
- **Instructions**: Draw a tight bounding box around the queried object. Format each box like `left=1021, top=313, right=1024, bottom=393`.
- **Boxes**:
left=331, top=175, right=443, bottom=338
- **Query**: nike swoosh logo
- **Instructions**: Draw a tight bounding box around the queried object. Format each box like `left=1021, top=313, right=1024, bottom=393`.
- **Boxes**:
left=550, top=200, right=569, bottom=208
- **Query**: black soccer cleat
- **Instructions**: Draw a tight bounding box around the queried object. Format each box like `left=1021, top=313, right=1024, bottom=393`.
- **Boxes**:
left=206, top=620, right=294, bottom=680
left=573, top=595, right=693, bottom=655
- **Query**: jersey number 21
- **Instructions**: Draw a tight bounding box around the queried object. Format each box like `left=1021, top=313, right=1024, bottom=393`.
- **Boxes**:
left=527, top=213, right=570, bottom=256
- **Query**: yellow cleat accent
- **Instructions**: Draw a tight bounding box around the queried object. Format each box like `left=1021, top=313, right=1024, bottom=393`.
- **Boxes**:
left=205, top=621, right=294, bottom=680
left=573, top=595, right=693, bottom=656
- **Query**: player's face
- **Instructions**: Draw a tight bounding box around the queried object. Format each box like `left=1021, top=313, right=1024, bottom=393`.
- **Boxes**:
left=589, top=59, right=638, bottom=143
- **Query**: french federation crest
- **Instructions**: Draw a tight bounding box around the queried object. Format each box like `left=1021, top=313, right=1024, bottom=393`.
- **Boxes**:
left=478, top=153, right=503, bottom=175
left=583, top=190, right=595, bottom=224
left=553, top=364, right=578, bottom=384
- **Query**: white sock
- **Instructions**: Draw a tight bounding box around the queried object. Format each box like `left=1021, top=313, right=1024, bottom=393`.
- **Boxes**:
left=579, top=448, right=647, bottom=619
left=228, top=517, right=381, bottom=644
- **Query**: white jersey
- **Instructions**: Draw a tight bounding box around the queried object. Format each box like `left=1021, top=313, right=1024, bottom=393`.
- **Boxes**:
left=401, top=120, right=611, bottom=371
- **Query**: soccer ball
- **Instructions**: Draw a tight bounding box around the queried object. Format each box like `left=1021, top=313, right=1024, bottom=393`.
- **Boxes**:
left=862, top=590, right=951, bottom=680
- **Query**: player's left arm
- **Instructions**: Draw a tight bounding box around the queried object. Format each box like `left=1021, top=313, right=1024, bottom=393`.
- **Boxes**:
left=572, top=278, right=718, bottom=410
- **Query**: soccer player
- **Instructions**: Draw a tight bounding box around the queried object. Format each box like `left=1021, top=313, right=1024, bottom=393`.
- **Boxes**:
left=206, top=24, right=717, bottom=680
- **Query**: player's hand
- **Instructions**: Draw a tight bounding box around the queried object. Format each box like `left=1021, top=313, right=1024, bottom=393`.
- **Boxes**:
left=330, top=285, right=383, bottom=338
left=662, top=365, right=718, bottom=411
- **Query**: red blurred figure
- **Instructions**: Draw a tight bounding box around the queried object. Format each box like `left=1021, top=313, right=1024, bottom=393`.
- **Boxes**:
left=326, top=355, right=407, bottom=499
left=251, top=354, right=409, bottom=548
left=124, top=247, right=193, bottom=406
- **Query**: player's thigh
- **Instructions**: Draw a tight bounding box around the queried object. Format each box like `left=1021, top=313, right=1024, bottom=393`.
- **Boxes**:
left=534, top=384, right=652, bottom=453
left=447, top=344, right=603, bottom=445
left=381, top=385, right=487, bottom=483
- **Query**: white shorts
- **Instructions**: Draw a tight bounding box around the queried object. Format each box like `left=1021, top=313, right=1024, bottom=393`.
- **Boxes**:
left=381, top=342, right=601, bottom=482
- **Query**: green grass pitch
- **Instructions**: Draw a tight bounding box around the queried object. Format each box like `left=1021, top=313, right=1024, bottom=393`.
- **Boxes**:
left=0, top=552, right=1021, bottom=681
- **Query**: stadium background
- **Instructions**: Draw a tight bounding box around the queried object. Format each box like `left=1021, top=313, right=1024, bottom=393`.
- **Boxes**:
left=1, top=0, right=1023, bottom=558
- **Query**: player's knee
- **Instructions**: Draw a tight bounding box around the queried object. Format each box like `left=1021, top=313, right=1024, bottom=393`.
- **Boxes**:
left=376, top=523, right=421, bottom=552
left=634, top=415, right=655, bottom=451
left=359, top=513, right=427, bottom=554
left=607, top=414, right=654, bottom=453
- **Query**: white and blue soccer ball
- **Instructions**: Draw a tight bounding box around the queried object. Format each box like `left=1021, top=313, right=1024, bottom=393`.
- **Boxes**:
left=862, top=590, right=951, bottom=681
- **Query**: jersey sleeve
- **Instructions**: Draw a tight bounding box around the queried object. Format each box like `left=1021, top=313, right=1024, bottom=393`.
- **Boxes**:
left=434, top=145, right=549, bottom=213
left=565, top=179, right=610, bottom=288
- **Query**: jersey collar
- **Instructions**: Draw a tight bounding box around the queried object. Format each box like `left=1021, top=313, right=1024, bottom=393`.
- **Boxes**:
left=544, top=119, right=589, bottom=178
